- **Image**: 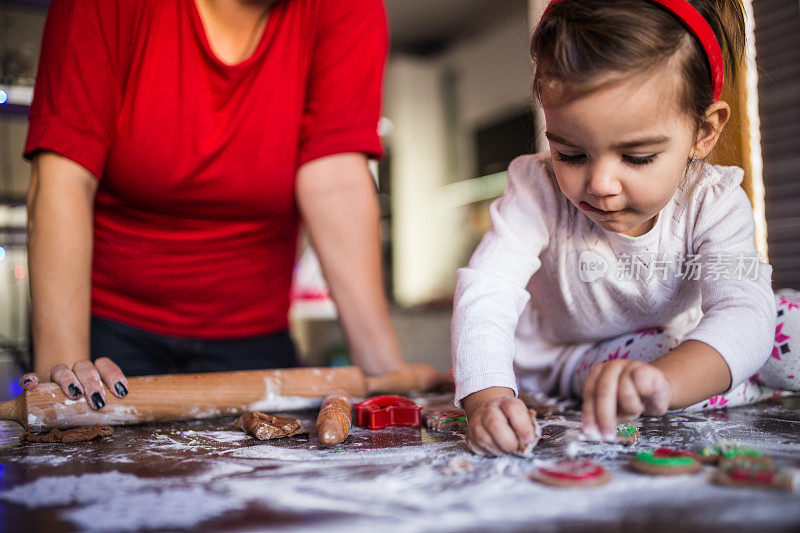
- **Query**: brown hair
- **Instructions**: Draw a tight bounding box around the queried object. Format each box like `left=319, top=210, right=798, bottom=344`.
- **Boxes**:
left=530, top=0, right=745, bottom=129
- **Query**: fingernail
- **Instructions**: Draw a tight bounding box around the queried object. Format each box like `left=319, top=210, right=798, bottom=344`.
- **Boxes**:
left=603, top=431, right=617, bottom=442
left=114, top=382, right=128, bottom=397
left=91, top=392, right=105, bottom=410
left=22, top=377, right=32, bottom=385
left=68, top=383, right=82, bottom=399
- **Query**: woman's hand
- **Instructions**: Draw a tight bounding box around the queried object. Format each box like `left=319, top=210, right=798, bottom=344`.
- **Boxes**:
left=19, top=357, right=129, bottom=409
left=408, top=363, right=452, bottom=392
left=463, top=387, right=536, bottom=456
left=580, top=360, right=671, bottom=441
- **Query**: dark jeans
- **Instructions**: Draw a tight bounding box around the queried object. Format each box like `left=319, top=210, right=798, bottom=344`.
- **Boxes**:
left=90, top=316, right=300, bottom=376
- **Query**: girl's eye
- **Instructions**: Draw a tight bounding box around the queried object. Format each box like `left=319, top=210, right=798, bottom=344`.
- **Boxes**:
left=554, top=151, right=587, bottom=165
left=623, top=154, right=658, bottom=166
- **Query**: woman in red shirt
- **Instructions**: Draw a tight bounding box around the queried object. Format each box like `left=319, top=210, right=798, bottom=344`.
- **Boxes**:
left=20, top=0, right=437, bottom=408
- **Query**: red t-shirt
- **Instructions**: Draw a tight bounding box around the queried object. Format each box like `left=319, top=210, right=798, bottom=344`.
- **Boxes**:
left=25, top=0, right=386, bottom=338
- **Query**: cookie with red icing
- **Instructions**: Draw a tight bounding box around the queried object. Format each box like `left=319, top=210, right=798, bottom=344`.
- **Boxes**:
left=629, top=447, right=703, bottom=476
left=712, top=462, right=794, bottom=491
left=531, top=459, right=611, bottom=488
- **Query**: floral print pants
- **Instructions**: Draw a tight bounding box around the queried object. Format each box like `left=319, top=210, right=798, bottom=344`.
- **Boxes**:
left=571, top=289, right=800, bottom=411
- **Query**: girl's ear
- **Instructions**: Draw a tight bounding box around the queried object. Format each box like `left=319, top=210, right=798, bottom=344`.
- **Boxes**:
left=693, top=101, right=730, bottom=158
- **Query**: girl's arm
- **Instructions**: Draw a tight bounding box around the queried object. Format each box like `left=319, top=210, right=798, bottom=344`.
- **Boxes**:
left=24, top=152, right=127, bottom=407
left=582, top=169, right=775, bottom=438
left=651, top=339, right=731, bottom=407
left=296, top=152, right=442, bottom=387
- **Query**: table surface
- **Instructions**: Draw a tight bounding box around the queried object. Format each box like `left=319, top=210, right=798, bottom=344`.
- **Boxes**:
left=1, top=394, right=799, bottom=532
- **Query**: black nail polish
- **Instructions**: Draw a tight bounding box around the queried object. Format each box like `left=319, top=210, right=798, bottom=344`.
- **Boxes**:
left=91, top=392, right=105, bottom=410
left=68, top=383, right=82, bottom=399
left=114, top=382, right=128, bottom=397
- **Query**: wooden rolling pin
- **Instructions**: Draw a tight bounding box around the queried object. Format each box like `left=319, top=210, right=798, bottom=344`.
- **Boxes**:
left=315, top=390, right=352, bottom=446
left=0, top=365, right=418, bottom=432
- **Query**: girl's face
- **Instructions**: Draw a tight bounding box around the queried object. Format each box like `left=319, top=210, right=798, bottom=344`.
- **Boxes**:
left=542, top=69, right=697, bottom=237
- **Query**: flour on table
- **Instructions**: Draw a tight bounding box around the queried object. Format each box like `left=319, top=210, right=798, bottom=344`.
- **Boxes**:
left=0, top=472, right=152, bottom=508
left=62, top=487, right=245, bottom=532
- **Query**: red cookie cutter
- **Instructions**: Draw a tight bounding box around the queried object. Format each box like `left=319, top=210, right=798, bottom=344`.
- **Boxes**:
left=354, top=395, right=422, bottom=430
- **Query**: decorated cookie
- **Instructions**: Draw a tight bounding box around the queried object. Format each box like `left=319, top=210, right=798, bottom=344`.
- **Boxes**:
left=581, top=423, right=639, bottom=445
left=718, top=454, right=775, bottom=469
left=531, top=459, right=611, bottom=488
left=629, top=447, right=703, bottom=476
left=616, top=423, right=639, bottom=445
left=696, top=441, right=771, bottom=466
left=424, top=411, right=468, bottom=432
left=712, top=462, right=794, bottom=491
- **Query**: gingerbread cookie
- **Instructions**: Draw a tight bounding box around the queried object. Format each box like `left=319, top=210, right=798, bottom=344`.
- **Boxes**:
left=629, top=448, right=703, bottom=476
left=581, top=423, right=639, bottom=445
left=235, top=412, right=308, bottom=440
left=20, top=424, right=114, bottom=443
left=531, top=459, right=611, bottom=488
left=696, top=441, right=770, bottom=466
left=718, top=454, right=774, bottom=469
left=616, top=423, right=639, bottom=445
left=712, top=462, right=794, bottom=491
left=424, top=411, right=468, bottom=432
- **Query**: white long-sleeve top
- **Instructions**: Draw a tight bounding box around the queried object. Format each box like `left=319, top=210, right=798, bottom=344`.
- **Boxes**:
left=452, top=153, right=775, bottom=404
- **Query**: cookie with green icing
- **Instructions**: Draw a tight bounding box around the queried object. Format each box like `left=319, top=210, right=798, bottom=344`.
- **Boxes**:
left=616, top=423, right=639, bottom=445
left=424, top=411, right=468, bottom=432
left=629, top=448, right=703, bottom=476
left=582, top=423, right=639, bottom=445
left=696, top=441, right=771, bottom=466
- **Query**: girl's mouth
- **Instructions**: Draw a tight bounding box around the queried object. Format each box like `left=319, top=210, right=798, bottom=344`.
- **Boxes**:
left=579, top=201, right=620, bottom=215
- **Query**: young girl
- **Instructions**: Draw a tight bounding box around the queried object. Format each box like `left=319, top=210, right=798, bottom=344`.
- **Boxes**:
left=452, top=0, right=800, bottom=456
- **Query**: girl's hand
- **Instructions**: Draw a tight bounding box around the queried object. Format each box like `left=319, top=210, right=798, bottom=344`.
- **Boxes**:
left=581, top=360, right=671, bottom=441
left=464, top=388, right=536, bottom=456
left=19, top=357, right=129, bottom=410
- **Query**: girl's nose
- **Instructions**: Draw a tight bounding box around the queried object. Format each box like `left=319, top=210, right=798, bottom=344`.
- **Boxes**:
left=586, top=163, right=623, bottom=197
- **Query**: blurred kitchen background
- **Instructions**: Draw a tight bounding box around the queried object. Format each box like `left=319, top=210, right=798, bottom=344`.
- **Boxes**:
left=0, top=0, right=798, bottom=399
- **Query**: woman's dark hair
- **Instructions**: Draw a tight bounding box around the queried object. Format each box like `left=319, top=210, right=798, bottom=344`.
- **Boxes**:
left=530, top=0, right=746, bottom=129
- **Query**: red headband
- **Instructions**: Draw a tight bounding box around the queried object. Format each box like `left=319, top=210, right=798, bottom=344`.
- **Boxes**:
left=542, top=0, right=724, bottom=101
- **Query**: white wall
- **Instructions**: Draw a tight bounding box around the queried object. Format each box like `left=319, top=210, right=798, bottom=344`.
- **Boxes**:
left=385, top=57, right=454, bottom=306
left=440, top=9, right=533, bottom=181
left=385, top=6, right=532, bottom=306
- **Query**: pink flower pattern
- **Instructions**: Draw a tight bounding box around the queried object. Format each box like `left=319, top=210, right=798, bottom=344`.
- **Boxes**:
left=779, top=296, right=800, bottom=312
left=604, top=347, right=630, bottom=361
left=771, top=322, right=791, bottom=360
left=707, top=395, right=728, bottom=408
